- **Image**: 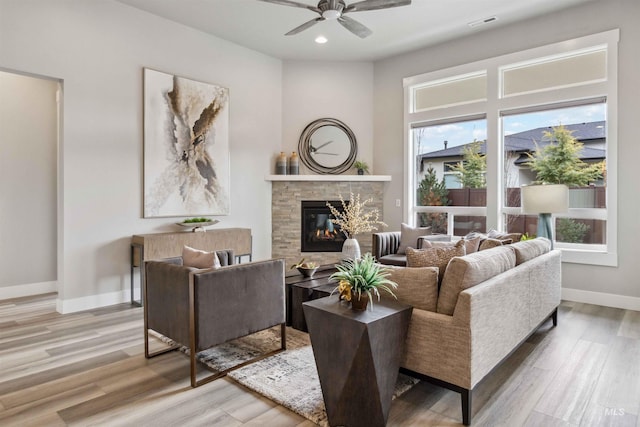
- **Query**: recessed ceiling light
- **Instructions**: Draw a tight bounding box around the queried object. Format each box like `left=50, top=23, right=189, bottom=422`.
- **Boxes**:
left=315, top=35, right=328, bottom=44
left=468, top=16, right=498, bottom=28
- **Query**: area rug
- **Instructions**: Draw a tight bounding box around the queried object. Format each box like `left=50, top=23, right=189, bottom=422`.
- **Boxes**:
left=157, top=326, right=419, bottom=426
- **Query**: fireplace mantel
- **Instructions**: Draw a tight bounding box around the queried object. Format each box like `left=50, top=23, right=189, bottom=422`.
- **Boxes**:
left=265, top=175, right=391, bottom=182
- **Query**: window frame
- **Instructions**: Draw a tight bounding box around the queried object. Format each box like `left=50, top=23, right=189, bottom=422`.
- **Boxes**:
left=403, top=30, right=619, bottom=267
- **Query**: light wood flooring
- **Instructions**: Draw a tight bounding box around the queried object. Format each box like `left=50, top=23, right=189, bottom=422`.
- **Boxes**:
left=1, top=294, right=639, bottom=426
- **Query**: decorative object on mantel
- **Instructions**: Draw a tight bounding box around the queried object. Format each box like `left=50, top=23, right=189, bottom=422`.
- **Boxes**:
left=298, top=118, right=357, bottom=174
left=353, top=160, right=369, bottom=175
left=276, top=151, right=288, bottom=175
left=330, top=253, right=397, bottom=311
left=290, top=258, right=318, bottom=278
left=288, top=151, right=299, bottom=175
left=143, top=68, right=230, bottom=217
left=326, top=193, right=387, bottom=260
left=176, top=217, right=220, bottom=232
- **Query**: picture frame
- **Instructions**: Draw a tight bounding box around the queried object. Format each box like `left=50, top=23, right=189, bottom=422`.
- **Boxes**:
left=143, top=68, right=230, bottom=218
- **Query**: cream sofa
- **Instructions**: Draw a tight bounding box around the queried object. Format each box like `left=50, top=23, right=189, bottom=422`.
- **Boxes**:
left=385, top=238, right=561, bottom=425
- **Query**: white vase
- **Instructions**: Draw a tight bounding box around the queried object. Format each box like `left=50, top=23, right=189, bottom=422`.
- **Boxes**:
left=342, top=238, right=361, bottom=261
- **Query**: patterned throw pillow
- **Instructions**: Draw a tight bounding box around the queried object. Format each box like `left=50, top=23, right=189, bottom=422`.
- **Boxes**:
left=406, top=240, right=465, bottom=283
left=422, top=235, right=481, bottom=254
left=478, top=238, right=504, bottom=251
left=182, top=245, right=221, bottom=269
left=397, top=223, right=432, bottom=254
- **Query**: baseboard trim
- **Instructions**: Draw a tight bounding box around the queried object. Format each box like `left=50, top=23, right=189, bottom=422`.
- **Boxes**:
left=562, top=288, right=640, bottom=311
left=0, top=281, right=57, bottom=300
left=56, top=289, right=133, bottom=314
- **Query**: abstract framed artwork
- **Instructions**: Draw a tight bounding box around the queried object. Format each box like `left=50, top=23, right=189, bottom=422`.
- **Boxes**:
left=143, top=68, right=230, bottom=218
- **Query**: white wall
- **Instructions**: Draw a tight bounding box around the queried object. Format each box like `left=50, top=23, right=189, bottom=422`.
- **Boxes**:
left=0, top=72, right=58, bottom=296
left=282, top=60, right=373, bottom=174
left=0, top=0, right=282, bottom=312
left=373, top=0, right=640, bottom=304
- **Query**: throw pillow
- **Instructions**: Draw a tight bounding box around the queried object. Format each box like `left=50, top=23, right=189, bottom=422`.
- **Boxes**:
left=437, top=245, right=516, bottom=315
left=422, top=235, right=481, bottom=255
left=487, top=229, right=522, bottom=243
left=384, top=266, right=439, bottom=312
left=397, top=223, right=432, bottom=255
left=478, top=237, right=504, bottom=251
left=406, top=240, right=465, bottom=283
left=182, top=245, right=222, bottom=269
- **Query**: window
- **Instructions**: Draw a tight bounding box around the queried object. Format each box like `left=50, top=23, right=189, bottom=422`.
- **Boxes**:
left=404, top=30, right=618, bottom=266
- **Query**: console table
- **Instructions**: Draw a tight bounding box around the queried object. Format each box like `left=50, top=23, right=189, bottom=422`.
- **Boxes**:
left=303, top=296, right=412, bottom=427
left=130, top=228, right=252, bottom=306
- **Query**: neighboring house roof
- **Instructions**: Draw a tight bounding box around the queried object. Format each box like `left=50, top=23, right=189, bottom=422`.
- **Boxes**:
left=419, top=121, right=606, bottom=165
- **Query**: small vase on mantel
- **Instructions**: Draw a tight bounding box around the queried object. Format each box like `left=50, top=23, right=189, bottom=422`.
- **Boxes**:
left=342, top=237, right=361, bottom=261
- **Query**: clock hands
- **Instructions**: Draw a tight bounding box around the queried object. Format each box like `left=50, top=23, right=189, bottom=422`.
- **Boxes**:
left=310, top=139, right=337, bottom=155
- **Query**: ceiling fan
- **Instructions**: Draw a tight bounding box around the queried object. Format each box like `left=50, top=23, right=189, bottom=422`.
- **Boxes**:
left=258, top=0, right=412, bottom=39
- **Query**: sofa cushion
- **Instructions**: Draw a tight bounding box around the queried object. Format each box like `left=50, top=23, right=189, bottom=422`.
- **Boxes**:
left=437, top=245, right=516, bottom=315
left=510, top=237, right=551, bottom=265
left=384, top=266, right=439, bottom=312
left=397, top=223, right=432, bottom=255
left=182, top=245, right=221, bottom=269
left=406, top=240, right=465, bottom=283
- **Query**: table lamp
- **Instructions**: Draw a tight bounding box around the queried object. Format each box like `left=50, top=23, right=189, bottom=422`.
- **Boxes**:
left=521, top=184, right=569, bottom=248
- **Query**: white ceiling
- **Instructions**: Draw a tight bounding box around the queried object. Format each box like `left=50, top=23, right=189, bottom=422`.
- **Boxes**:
left=118, top=0, right=596, bottom=61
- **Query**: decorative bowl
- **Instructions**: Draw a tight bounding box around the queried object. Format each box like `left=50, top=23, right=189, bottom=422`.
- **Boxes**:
left=297, top=266, right=318, bottom=278
left=176, top=219, right=220, bottom=231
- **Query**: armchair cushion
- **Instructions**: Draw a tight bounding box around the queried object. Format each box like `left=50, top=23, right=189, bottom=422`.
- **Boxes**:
left=397, top=223, right=432, bottom=254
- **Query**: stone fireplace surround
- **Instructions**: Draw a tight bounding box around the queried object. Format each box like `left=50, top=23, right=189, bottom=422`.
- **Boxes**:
left=268, top=175, right=390, bottom=268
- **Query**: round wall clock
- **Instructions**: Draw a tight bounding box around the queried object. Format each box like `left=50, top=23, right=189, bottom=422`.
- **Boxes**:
left=298, top=118, right=358, bottom=174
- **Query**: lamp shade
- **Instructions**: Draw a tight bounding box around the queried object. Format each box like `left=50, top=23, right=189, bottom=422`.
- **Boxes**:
left=521, top=184, right=569, bottom=214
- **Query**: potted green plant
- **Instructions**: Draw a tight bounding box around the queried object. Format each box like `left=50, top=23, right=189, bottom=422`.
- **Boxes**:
left=330, top=253, right=397, bottom=311
left=353, top=160, right=369, bottom=175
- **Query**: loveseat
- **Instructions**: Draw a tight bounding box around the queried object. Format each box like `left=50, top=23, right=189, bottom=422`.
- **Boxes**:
left=385, top=238, right=561, bottom=425
left=143, top=250, right=287, bottom=387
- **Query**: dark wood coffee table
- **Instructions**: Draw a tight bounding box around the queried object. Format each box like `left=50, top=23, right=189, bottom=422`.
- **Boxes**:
left=303, top=296, right=413, bottom=427
left=285, top=265, right=337, bottom=332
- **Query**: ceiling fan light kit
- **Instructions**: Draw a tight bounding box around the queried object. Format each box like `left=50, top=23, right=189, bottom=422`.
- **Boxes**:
left=259, top=0, right=412, bottom=39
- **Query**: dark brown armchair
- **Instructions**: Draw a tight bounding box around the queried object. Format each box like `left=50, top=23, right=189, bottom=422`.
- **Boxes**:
left=144, top=250, right=286, bottom=387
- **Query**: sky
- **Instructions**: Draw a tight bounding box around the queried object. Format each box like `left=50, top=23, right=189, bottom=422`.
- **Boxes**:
left=414, top=103, right=606, bottom=155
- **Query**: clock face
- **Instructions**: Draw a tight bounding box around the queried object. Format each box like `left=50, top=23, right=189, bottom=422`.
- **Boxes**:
left=299, top=118, right=357, bottom=174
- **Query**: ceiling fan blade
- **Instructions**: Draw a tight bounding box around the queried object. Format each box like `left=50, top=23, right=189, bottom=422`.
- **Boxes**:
left=257, top=0, right=321, bottom=14
left=337, top=15, right=372, bottom=38
left=344, top=0, right=411, bottom=13
left=285, top=17, right=325, bottom=36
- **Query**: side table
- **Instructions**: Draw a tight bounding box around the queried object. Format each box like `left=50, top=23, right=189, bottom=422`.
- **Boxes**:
left=303, top=296, right=412, bottom=427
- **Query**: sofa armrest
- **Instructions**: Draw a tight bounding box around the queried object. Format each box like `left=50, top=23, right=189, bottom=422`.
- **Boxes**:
left=372, top=231, right=401, bottom=259
left=402, top=308, right=472, bottom=389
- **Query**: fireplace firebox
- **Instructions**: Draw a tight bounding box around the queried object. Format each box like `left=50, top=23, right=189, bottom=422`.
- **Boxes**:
left=301, top=200, right=347, bottom=252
